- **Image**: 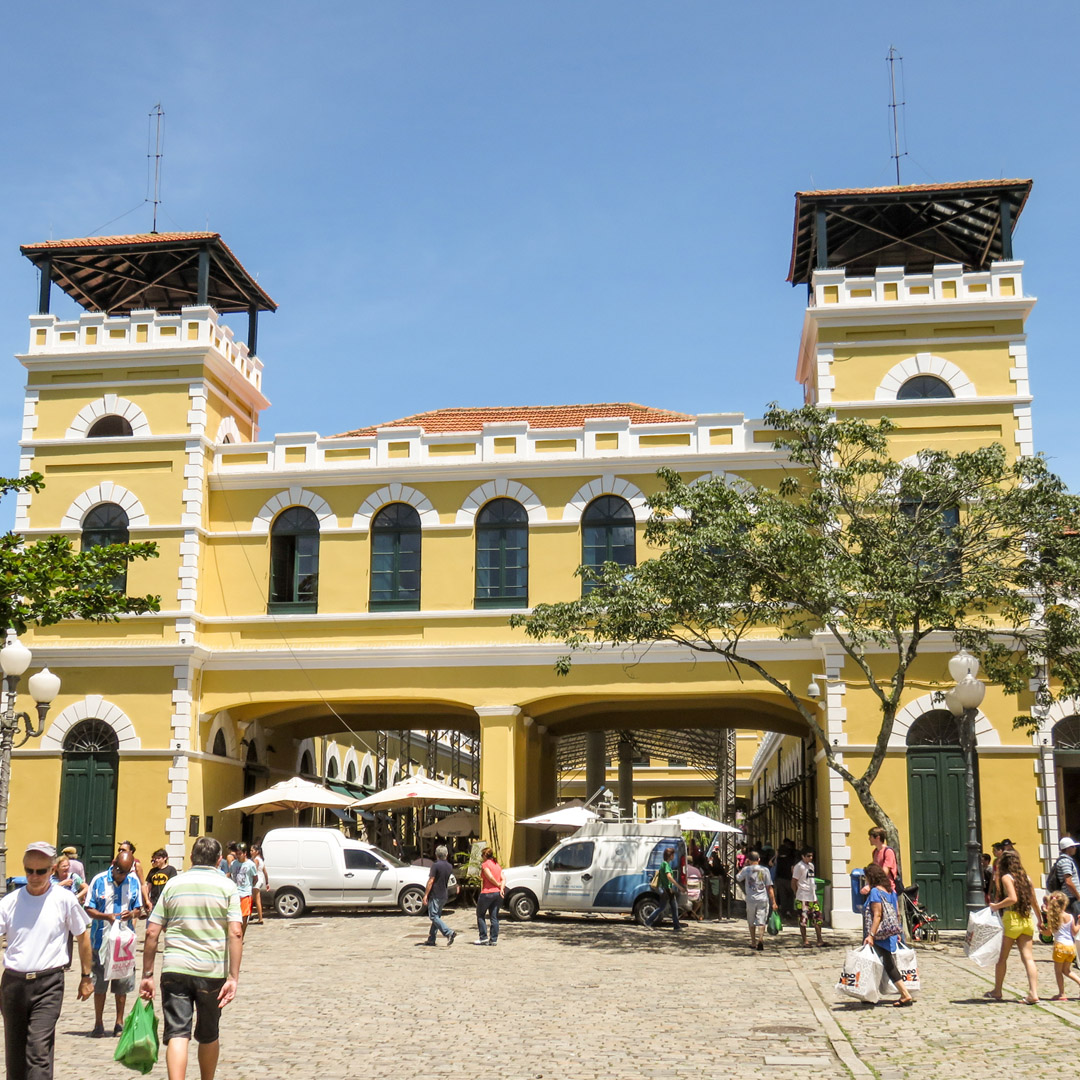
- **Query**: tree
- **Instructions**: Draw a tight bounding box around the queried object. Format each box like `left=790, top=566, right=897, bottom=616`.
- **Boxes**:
left=0, top=475, right=160, bottom=631
left=512, top=404, right=1080, bottom=851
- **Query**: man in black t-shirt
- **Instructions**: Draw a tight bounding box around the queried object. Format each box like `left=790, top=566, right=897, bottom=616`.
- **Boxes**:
left=418, top=845, right=456, bottom=947
left=146, top=848, right=177, bottom=909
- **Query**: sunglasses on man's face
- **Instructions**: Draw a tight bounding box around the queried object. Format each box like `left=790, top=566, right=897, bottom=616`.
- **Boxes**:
left=23, top=867, right=51, bottom=876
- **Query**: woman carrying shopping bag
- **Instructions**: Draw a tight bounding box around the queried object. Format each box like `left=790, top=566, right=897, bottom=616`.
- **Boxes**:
left=862, top=863, right=914, bottom=1007
left=987, top=849, right=1044, bottom=1004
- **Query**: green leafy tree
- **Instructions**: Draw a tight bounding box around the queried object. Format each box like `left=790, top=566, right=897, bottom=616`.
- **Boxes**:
left=512, top=404, right=1080, bottom=850
left=0, top=475, right=160, bottom=631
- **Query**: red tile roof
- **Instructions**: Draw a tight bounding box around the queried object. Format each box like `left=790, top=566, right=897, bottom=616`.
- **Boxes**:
left=332, top=403, right=695, bottom=438
left=793, top=178, right=1031, bottom=198
left=21, top=231, right=219, bottom=250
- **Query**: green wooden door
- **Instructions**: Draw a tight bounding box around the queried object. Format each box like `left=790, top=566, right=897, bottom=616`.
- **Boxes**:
left=907, top=748, right=968, bottom=929
left=57, top=725, right=119, bottom=882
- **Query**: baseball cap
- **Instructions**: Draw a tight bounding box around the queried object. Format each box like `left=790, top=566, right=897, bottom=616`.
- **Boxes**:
left=24, top=841, right=55, bottom=860
left=1060, top=837, right=1078, bottom=851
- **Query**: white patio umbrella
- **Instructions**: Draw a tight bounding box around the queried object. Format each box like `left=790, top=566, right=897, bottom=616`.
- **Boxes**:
left=420, top=810, right=481, bottom=838
left=353, top=775, right=480, bottom=811
left=518, top=805, right=598, bottom=830
left=655, top=810, right=742, bottom=834
left=220, top=776, right=357, bottom=824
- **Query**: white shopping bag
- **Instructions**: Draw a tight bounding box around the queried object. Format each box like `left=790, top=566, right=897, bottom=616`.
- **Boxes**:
left=964, top=906, right=1003, bottom=969
left=835, top=945, right=883, bottom=1004
left=879, top=945, right=921, bottom=995
left=99, top=918, right=137, bottom=981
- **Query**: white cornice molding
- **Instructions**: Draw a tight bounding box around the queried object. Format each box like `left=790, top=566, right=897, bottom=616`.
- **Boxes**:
left=831, top=394, right=1033, bottom=410
left=806, top=297, right=1036, bottom=327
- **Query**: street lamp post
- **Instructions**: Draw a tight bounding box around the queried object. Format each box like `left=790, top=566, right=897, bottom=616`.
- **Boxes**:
left=0, top=629, right=61, bottom=887
left=944, top=648, right=986, bottom=920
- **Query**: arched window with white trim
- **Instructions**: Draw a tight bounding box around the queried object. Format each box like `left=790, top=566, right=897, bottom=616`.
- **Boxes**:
left=269, top=507, right=320, bottom=613
left=581, top=495, right=635, bottom=594
left=82, top=503, right=130, bottom=592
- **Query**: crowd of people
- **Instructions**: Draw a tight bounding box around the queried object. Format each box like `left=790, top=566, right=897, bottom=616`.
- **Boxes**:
left=0, top=835, right=262, bottom=1080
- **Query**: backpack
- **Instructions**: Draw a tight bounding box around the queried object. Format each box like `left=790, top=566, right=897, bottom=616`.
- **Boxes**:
left=1046, top=861, right=1062, bottom=895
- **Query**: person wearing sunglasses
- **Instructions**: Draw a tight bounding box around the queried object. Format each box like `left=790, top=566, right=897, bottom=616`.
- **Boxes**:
left=0, top=841, right=94, bottom=1078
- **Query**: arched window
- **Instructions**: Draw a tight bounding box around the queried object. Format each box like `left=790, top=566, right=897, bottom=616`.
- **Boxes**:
left=81, top=503, right=130, bottom=592
left=346, top=760, right=357, bottom=784
left=327, top=756, right=339, bottom=779
left=269, top=507, right=320, bottom=613
left=581, top=495, right=635, bottom=594
left=212, top=729, right=228, bottom=757
left=370, top=503, right=421, bottom=610
left=897, top=375, right=955, bottom=400
left=475, top=498, right=528, bottom=608
left=300, top=750, right=315, bottom=776
left=362, top=763, right=375, bottom=787
left=87, top=415, right=134, bottom=438
left=906, top=710, right=962, bottom=746
left=64, top=719, right=120, bottom=754
left=1052, top=717, right=1080, bottom=751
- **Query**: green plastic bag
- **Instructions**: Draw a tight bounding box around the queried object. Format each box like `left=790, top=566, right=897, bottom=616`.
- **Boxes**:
left=114, top=998, right=159, bottom=1075
left=766, top=909, right=783, bottom=936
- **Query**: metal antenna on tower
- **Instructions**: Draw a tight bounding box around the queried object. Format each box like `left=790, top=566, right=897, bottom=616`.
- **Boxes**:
left=886, top=47, right=906, bottom=185
left=148, top=104, right=165, bottom=233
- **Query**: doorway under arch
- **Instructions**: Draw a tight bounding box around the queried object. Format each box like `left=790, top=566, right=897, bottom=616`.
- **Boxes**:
left=906, top=710, right=970, bottom=929
left=1052, top=716, right=1080, bottom=838
left=57, top=719, right=119, bottom=881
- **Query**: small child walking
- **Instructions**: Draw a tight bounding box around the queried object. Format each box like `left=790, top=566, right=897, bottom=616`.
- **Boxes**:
left=1046, top=891, right=1080, bottom=1001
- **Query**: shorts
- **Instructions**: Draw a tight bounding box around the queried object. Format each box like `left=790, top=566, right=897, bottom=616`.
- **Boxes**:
left=91, top=956, right=136, bottom=996
left=1053, top=943, right=1077, bottom=964
left=1002, top=909, right=1036, bottom=940
left=239, top=895, right=252, bottom=918
left=796, top=899, right=823, bottom=928
left=746, top=899, right=769, bottom=927
left=160, top=972, right=226, bottom=1044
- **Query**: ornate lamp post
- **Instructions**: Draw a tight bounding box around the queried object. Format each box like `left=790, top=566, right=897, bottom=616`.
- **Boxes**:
left=943, top=648, right=986, bottom=919
left=0, top=629, right=61, bottom=887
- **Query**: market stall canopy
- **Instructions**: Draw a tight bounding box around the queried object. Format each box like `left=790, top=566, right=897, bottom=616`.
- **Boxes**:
left=220, top=776, right=356, bottom=816
left=353, top=776, right=479, bottom=811
left=518, top=806, right=598, bottom=829
left=655, top=810, right=742, bottom=834
left=420, top=810, right=481, bottom=838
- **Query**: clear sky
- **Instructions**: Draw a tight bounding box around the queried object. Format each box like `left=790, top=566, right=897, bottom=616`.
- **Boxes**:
left=2, top=4, right=1077, bottom=484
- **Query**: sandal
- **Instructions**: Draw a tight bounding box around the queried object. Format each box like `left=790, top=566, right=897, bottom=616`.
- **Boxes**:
left=1023, top=997, right=1040, bottom=1005
left=893, top=998, right=914, bottom=1007
left=983, top=990, right=1004, bottom=1001
left=1049, top=994, right=1068, bottom=1002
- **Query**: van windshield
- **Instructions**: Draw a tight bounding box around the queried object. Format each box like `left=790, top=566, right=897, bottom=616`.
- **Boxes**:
left=369, top=846, right=407, bottom=868
left=533, top=841, right=563, bottom=867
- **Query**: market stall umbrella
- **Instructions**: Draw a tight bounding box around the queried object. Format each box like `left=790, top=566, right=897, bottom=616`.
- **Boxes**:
left=420, top=810, right=481, bottom=838
left=353, top=776, right=479, bottom=811
left=220, top=776, right=357, bottom=823
left=655, top=810, right=742, bottom=834
left=518, top=805, right=598, bottom=830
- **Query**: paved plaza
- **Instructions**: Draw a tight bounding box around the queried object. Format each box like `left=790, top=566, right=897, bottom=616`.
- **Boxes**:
left=44, top=909, right=1077, bottom=1080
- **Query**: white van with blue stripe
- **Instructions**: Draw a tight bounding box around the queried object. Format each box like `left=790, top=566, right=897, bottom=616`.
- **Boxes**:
left=501, top=822, right=688, bottom=925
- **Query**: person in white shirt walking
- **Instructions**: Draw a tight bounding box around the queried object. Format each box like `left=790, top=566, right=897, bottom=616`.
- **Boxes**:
left=0, top=841, right=94, bottom=1080
left=791, top=847, right=824, bottom=947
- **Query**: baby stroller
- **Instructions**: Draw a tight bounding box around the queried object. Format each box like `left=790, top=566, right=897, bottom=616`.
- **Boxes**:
left=900, top=883, right=939, bottom=942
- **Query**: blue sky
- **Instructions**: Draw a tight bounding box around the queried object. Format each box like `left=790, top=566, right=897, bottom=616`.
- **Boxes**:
left=2, top=4, right=1078, bottom=484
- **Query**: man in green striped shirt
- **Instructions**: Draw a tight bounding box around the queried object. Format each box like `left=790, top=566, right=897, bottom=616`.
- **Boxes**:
left=140, top=838, right=243, bottom=1080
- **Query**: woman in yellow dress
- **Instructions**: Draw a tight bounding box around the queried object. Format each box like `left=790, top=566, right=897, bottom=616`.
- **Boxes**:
left=987, top=849, right=1044, bottom=1004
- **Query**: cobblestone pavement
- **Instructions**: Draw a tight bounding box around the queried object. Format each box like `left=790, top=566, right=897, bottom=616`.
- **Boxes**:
left=42, top=909, right=1080, bottom=1080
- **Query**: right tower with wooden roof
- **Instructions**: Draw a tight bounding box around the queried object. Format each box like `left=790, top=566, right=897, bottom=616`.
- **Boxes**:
left=789, top=179, right=1034, bottom=467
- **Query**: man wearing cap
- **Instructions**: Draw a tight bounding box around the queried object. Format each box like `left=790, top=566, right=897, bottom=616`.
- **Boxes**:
left=1053, top=838, right=1080, bottom=917
left=0, top=841, right=93, bottom=1079
left=85, top=850, right=141, bottom=1037
left=58, top=847, right=84, bottom=883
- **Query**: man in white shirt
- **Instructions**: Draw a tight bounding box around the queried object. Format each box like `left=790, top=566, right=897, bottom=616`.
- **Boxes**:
left=0, top=841, right=93, bottom=1079
left=791, top=847, right=824, bottom=947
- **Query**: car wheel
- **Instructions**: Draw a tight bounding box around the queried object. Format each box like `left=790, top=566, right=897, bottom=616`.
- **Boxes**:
left=507, top=889, right=538, bottom=922
left=399, top=885, right=426, bottom=916
left=634, top=894, right=661, bottom=926
left=274, top=888, right=305, bottom=919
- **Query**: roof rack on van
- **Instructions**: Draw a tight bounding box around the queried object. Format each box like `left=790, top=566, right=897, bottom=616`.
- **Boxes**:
left=573, top=821, right=684, bottom=838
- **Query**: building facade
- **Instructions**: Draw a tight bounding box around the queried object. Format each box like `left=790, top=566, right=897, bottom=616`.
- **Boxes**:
left=8, top=181, right=1073, bottom=928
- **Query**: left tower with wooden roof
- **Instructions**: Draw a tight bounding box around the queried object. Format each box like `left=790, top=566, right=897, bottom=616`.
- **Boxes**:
left=13, top=232, right=274, bottom=878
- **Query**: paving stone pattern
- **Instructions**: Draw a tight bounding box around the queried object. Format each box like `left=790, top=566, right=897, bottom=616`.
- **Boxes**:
left=42, top=911, right=1078, bottom=1079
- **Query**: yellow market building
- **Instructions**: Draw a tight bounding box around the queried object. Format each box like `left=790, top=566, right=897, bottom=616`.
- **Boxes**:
left=8, top=179, right=1074, bottom=929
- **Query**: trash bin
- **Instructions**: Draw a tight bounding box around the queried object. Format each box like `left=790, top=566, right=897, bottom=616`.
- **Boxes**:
left=814, top=877, right=829, bottom=909
left=850, top=868, right=866, bottom=913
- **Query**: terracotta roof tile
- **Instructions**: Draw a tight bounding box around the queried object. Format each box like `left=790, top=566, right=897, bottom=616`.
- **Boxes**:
left=21, top=232, right=219, bottom=251
left=332, top=403, right=694, bottom=438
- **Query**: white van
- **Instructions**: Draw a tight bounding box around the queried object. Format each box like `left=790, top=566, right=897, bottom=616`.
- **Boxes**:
left=261, top=828, right=456, bottom=918
left=501, top=822, right=688, bottom=925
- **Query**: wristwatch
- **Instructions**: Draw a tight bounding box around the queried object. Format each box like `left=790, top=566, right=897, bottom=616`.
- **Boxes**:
left=80, top=972, right=92, bottom=979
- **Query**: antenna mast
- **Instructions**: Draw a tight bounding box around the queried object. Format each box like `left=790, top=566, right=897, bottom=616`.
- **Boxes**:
left=886, top=47, right=905, bottom=185
left=149, top=104, right=164, bottom=233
